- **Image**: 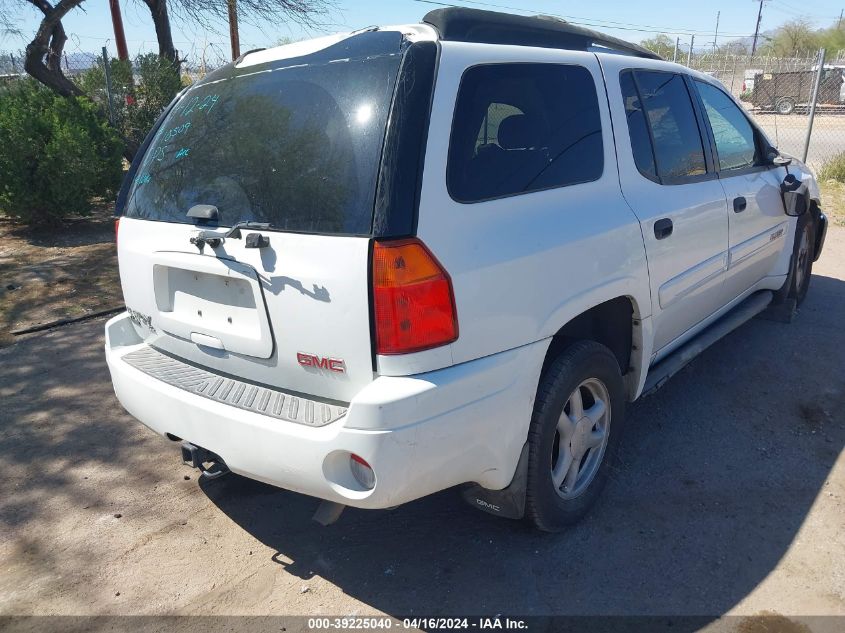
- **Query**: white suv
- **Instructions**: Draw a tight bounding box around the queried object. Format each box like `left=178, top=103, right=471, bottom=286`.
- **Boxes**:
left=105, top=8, right=828, bottom=531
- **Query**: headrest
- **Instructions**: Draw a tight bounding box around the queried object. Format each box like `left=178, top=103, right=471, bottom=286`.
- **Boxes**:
left=498, top=114, right=542, bottom=150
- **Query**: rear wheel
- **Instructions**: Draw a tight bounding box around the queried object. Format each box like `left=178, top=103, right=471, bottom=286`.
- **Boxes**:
left=525, top=341, right=626, bottom=532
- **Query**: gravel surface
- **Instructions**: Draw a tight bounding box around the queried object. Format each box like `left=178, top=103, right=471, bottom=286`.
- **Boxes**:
left=0, top=228, right=843, bottom=626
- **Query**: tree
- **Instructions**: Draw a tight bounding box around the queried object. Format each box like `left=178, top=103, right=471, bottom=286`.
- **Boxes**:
left=715, top=40, right=749, bottom=56
left=763, top=19, right=821, bottom=56
left=0, top=0, right=140, bottom=157
left=818, top=24, right=845, bottom=56
left=640, top=34, right=676, bottom=59
left=143, top=0, right=178, bottom=61
left=22, top=0, right=84, bottom=98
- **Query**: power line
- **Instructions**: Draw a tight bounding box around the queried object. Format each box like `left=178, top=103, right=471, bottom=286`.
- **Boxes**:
left=770, top=0, right=840, bottom=21
left=412, top=0, right=758, bottom=37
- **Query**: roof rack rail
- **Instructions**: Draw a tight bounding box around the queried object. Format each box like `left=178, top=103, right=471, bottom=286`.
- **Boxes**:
left=422, top=8, right=661, bottom=61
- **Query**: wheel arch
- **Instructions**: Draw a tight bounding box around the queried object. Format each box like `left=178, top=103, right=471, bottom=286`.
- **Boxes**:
left=539, top=293, right=650, bottom=402
left=810, top=197, right=827, bottom=263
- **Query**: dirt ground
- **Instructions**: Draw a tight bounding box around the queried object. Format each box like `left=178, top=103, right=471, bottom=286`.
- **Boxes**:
left=0, top=230, right=843, bottom=631
left=0, top=207, right=122, bottom=341
left=820, top=181, right=845, bottom=226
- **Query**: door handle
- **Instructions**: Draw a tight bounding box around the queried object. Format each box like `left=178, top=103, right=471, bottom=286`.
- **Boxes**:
left=654, top=218, right=673, bottom=240
left=733, top=196, right=747, bottom=213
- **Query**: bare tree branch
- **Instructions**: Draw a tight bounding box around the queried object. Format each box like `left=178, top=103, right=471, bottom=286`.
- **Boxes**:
left=28, top=0, right=67, bottom=72
left=23, top=0, right=83, bottom=96
left=132, top=0, right=337, bottom=53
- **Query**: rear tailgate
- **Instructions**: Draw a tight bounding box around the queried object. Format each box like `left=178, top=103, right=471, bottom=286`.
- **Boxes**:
left=115, top=31, right=413, bottom=403
left=118, top=218, right=373, bottom=402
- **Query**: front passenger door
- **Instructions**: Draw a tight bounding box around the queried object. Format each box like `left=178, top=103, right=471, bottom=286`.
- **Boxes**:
left=613, top=68, right=730, bottom=356
left=693, top=80, right=789, bottom=304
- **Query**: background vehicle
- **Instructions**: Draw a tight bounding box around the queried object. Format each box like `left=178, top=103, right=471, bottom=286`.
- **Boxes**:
left=105, top=8, right=828, bottom=531
left=740, top=68, right=762, bottom=101
left=750, top=67, right=845, bottom=114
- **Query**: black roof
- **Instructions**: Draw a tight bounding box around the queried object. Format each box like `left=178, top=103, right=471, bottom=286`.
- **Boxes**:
left=422, top=8, right=661, bottom=60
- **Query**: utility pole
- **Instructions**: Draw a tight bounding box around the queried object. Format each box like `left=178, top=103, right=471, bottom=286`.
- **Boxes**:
left=108, top=0, right=129, bottom=61
left=750, top=0, right=770, bottom=61
left=227, top=0, right=240, bottom=61
left=838, top=9, right=843, bottom=29
left=687, top=34, right=695, bottom=67
left=673, top=36, right=680, bottom=63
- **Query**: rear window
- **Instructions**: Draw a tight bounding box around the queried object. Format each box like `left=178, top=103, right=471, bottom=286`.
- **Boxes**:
left=124, top=32, right=404, bottom=235
left=447, top=63, right=603, bottom=203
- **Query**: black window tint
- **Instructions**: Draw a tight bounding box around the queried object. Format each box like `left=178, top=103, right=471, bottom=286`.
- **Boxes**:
left=620, top=71, right=657, bottom=181
left=448, top=63, right=603, bottom=203
left=123, top=32, right=404, bottom=235
left=695, top=80, right=758, bottom=171
left=634, top=71, right=707, bottom=181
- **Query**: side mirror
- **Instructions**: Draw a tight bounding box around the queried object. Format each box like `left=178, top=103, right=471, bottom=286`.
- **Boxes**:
left=781, top=174, right=808, bottom=217
left=767, top=148, right=792, bottom=167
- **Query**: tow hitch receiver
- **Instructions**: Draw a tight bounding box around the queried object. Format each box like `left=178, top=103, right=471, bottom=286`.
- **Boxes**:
left=181, top=442, right=230, bottom=480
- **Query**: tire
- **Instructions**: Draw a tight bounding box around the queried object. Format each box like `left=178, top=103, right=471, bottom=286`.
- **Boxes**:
left=776, top=98, right=796, bottom=115
left=789, top=214, right=816, bottom=306
left=525, top=341, right=626, bottom=532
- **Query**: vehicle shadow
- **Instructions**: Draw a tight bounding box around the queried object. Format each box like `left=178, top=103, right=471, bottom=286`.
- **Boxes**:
left=199, top=273, right=845, bottom=619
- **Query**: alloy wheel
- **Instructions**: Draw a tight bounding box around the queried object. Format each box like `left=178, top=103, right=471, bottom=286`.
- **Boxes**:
left=551, top=378, right=612, bottom=500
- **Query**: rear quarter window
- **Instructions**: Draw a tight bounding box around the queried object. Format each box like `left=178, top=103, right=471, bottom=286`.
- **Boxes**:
left=447, top=63, right=604, bottom=203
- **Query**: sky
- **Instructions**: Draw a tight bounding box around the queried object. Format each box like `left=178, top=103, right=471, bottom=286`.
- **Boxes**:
left=2, top=0, right=843, bottom=62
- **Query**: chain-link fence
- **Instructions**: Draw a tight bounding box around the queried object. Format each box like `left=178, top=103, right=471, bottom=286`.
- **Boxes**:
left=1, top=46, right=231, bottom=87
left=679, top=49, right=845, bottom=174
left=1, top=47, right=232, bottom=150
left=2, top=44, right=844, bottom=174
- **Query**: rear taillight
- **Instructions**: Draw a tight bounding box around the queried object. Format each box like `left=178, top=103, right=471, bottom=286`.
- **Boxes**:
left=742, top=81, right=747, bottom=92
left=372, top=238, right=458, bottom=355
left=115, top=217, right=120, bottom=244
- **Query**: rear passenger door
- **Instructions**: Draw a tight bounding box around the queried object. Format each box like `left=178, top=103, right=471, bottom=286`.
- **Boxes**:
left=691, top=80, right=789, bottom=304
left=609, top=65, right=730, bottom=356
left=411, top=44, right=652, bottom=375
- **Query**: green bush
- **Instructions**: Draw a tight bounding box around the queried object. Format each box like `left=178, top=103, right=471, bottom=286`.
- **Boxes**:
left=818, top=152, right=845, bottom=183
left=77, top=53, right=182, bottom=147
left=0, top=80, right=123, bottom=225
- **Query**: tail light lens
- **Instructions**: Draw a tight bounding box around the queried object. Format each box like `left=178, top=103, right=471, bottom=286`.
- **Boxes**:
left=372, top=238, right=458, bottom=355
left=115, top=217, right=120, bottom=244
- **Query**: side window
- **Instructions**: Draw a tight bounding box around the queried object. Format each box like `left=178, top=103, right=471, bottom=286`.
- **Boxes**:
left=448, top=63, right=603, bottom=203
left=695, top=80, right=758, bottom=171
left=620, top=71, right=657, bottom=181
left=620, top=70, right=707, bottom=183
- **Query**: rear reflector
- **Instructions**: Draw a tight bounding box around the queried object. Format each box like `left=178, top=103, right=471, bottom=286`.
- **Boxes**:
left=350, top=454, right=375, bottom=490
left=372, top=238, right=458, bottom=355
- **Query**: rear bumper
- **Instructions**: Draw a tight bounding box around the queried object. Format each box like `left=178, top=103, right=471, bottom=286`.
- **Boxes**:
left=105, top=313, right=547, bottom=509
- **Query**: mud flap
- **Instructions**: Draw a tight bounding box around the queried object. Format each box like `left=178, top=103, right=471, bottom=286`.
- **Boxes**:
left=461, top=442, right=529, bottom=520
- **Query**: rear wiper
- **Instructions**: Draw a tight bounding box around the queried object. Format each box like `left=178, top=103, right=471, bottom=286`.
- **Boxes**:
left=190, top=221, right=270, bottom=249
left=224, top=221, right=270, bottom=239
